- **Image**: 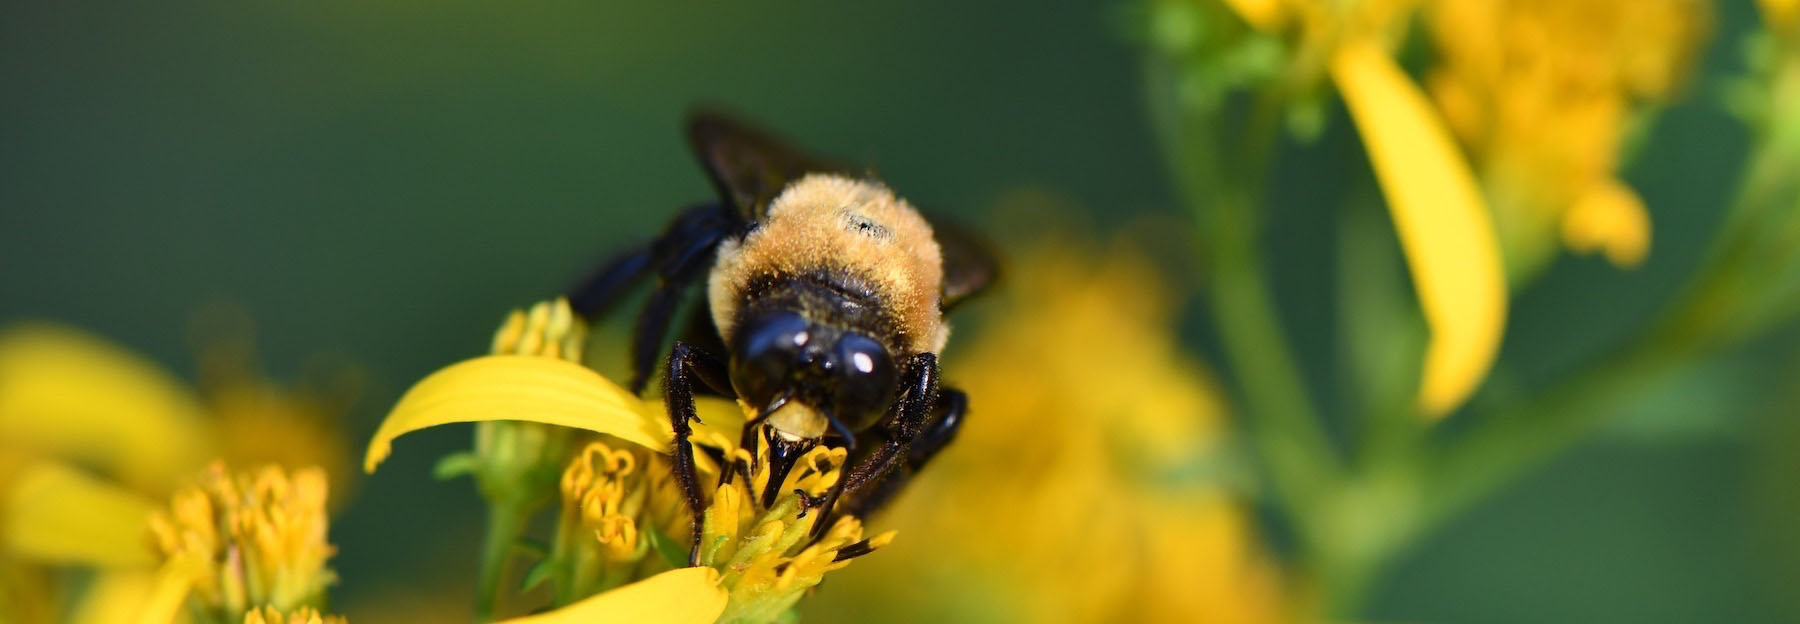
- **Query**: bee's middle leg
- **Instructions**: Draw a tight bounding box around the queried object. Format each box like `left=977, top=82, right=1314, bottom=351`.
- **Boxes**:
left=664, top=340, right=734, bottom=567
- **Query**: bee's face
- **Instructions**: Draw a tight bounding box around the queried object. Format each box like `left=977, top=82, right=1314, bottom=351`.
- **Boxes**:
left=729, top=307, right=898, bottom=435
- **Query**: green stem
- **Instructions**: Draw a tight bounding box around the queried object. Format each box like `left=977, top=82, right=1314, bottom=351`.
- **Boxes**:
left=476, top=502, right=532, bottom=622
left=1206, top=195, right=1340, bottom=511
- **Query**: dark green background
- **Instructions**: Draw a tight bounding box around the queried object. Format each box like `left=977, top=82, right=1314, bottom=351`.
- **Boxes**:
left=2, top=1, right=1792, bottom=621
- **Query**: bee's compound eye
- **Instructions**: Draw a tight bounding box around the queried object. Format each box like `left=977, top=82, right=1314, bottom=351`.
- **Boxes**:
left=731, top=310, right=812, bottom=409
left=834, top=333, right=895, bottom=429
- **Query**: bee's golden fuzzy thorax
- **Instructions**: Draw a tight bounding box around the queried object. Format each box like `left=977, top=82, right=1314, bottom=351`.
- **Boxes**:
left=709, top=174, right=948, bottom=355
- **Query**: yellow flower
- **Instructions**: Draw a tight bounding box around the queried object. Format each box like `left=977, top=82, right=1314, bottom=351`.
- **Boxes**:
left=148, top=462, right=338, bottom=622
left=366, top=297, right=886, bottom=623
left=1211, top=0, right=1509, bottom=417
left=803, top=240, right=1286, bottom=624
left=0, top=322, right=355, bottom=624
left=1426, top=0, right=1710, bottom=275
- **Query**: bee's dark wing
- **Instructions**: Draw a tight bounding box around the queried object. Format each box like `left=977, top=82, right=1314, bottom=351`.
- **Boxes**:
left=931, top=217, right=998, bottom=311
left=687, top=111, right=854, bottom=222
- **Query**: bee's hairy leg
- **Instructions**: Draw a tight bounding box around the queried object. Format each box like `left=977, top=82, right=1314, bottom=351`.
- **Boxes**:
left=839, top=387, right=965, bottom=520
left=664, top=340, right=734, bottom=567
left=807, top=353, right=939, bottom=538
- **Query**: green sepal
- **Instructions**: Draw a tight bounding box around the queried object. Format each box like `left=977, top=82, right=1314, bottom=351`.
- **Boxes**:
left=514, top=537, right=549, bottom=559
left=433, top=451, right=480, bottom=480
left=520, top=557, right=555, bottom=593
left=644, top=524, right=690, bottom=569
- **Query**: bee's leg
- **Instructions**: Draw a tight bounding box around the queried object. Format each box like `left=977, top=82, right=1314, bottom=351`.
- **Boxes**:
left=567, top=201, right=737, bottom=323
left=628, top=285, right=686, bottom=393
left=567, top=245, right=651, bottom=318
left=720, top=412, right=765, bottom=487
left=624, top=202, right=738, bottom=393
left=806, top=353, right=939, bottom=537
left=664, top=340, right=734, bottom=567
left=838, top=387, right=965, bottom=520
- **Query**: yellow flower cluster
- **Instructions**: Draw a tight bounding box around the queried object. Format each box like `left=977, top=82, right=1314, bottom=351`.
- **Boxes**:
left=148, top=462, right=337, bottom=621
left=1427, top=0, right=1711, bottom=273
left=547, top=440, right=660, bottom=602
left=545, top=436, right=887, bottom=622
left=562, top=442, right=648, bottom=562
left=492, top=298, right=589, bottom=361
left=700, top=443, right=891, bottom=624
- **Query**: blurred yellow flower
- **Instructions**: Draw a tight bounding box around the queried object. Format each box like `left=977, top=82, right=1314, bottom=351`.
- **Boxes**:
left=148, top=462, right=337, bottom=622
left=1426, top=0, right=1711, bottom=276
left=804, top=240, right=1286, bottom=624
left=0, top=322, right=355, bottom=624
left=1765, top=0, right=1800, bottom=33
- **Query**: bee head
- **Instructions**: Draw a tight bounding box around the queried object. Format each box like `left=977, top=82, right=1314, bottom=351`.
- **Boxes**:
left=729, top=308, right=897, bottom=436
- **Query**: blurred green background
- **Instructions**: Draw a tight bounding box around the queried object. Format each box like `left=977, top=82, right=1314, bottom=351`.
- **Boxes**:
left=2, top=1, right=1794, bottom=622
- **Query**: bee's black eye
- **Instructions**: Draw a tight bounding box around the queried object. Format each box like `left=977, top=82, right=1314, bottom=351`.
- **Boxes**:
left=833, top=332, right=895, bottom=430
left=730, top=310, right=812, bottom=410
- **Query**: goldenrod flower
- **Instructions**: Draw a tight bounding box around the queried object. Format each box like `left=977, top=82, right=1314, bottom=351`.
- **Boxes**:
left=0, top=322, right=354, bottom=624
left=148, top=462, right=337, bottom=622
left=367, top=297, right=886, bottom=623
left=805, top=240, right=1286, bottom=624
left=544, top=440, right=654, bottom=603
left=1209, top=0, right=1508, bottom=417
left=1426, top=0, right=1711, bottom=275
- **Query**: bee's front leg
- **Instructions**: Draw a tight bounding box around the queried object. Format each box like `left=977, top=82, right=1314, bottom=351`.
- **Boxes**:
left=664, top=340, right=733, bottom=567
left=839, top=387, right=966, bottom=520
left=807, top=353, right=940, bottom=537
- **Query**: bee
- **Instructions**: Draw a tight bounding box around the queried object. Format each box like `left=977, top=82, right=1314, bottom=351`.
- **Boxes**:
left=567, top=112, right=996, bottom=564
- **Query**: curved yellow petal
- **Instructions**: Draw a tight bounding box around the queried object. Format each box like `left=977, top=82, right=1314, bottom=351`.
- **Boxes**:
left=495, top=566, right=727, bottom=624
left=0, top=323, right=211, bottom=491
left=1330, top=39, right=1508, bottom=418
left=644, top=396, right=748, bottom=449
left=2, top=461, right=157, bottom=567
left=365, top=355, right=665, bottom=472
left=1563, top=179, right=1651, bottom=268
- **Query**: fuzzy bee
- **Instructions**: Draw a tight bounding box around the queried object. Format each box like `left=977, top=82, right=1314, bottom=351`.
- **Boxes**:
left=567, top=113, right=995, bottom=563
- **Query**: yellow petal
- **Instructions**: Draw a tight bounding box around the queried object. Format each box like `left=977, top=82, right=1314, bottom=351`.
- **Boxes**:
left=495, top=567, right=727, bottom=624
left=133, top=561, right=194, bottom=624
left=1220, top=0, right=1286, bottom=31
left=644, top=396, right=748, bottom=450
left=365, top=355, right=664, bottom=472
left=0, top=323, right=212, bottom=491
left=1562, top=179, right=1651, bottom=268
left=2, top=461, right=157, bottom=567
left=1330, top=39, right=1508, bottom=418
left=66, top=563, right=193, bottom=624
